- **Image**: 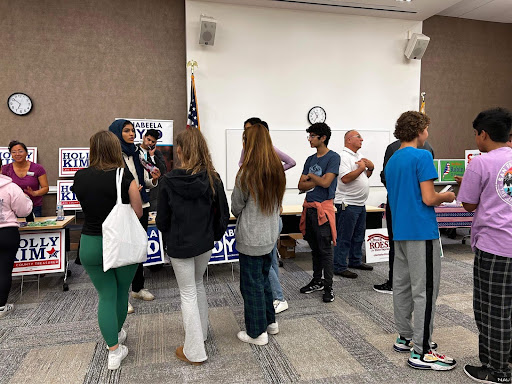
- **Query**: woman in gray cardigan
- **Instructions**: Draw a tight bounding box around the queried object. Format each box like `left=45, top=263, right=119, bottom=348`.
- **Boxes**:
left=231, top=123, right=286, bottom=346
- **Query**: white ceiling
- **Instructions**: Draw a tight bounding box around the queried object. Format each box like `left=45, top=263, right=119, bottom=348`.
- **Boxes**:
left=195, top=0, right=512, bottom=23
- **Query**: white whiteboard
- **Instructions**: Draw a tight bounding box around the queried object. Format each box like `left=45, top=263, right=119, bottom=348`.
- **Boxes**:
left=226, top=130, right=390, bottom=190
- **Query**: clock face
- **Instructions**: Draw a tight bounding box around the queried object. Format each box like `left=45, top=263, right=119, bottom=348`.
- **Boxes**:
left=308, top=106, right=326, bottom=124
left=7, top=93, right=32, bottom=116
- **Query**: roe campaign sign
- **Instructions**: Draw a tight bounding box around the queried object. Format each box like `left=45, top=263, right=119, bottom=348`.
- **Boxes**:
left=144, top=225, right=165, bottom=266
left=59, top=148, right=90, bottom=177
left=57, top=180, right=81, bottom=209
left=14, top=230, right=66, bottom=275
left=0, top=147, right=38, bottom=166
left=210, top=224, right=239, bottom=264
left=116, top=118, right=173, bottom=146
left=365, top=228, right=390, bottom=264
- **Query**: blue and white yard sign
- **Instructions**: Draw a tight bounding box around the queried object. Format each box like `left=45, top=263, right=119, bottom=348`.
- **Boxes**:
left=59, top=148, right=90, bottom=177
left=0, top=146, right=38, bottom=166
left=144, top=225, right=165, bottom=266
left=14, top=229, right=65, bottom=276
left=116, top=118, right=173, bottom=146
left=210, top=224, right=239, bottom=264
left=57, top=180, right=81, bottom=210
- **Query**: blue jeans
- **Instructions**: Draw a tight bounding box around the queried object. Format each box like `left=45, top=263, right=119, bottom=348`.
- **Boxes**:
left=333, top=204, right=366, bottom=272
left=268, top=217, right=284, bottom=301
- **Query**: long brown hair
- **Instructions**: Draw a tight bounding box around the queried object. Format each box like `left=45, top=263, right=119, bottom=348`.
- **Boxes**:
left=237, top=124, right=286, bottom=214
left=89, top=131, right=125, bottom=170
left=176, top=128, right=219, bottom=195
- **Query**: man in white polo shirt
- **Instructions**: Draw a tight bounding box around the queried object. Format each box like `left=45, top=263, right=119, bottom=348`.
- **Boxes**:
left=333, top=130, right=374, bottom=278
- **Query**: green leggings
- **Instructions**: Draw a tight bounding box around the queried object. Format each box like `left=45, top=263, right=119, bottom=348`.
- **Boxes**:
left=80, top=234, right=138, bottom=347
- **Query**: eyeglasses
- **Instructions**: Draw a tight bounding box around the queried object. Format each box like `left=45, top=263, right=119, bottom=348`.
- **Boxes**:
left=307, top=134, right=321, bottom=140
left=349, top=134, right=363, bottom=140
left=10, top=150, right=25, bottom=155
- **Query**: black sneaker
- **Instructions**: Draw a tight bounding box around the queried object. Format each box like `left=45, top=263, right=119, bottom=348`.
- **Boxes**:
left=300, top=279, right=324, bottom=294
left=322, top=286, right=334, bottom=302
left=373, top=280, right=393, bottom=294
left=464, top=364, right=511, bottom=383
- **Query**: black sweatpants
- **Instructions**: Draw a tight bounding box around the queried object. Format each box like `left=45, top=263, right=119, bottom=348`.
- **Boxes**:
left=131, top=207, right=149, bottom=292
left=0, top=227, right=20, bottom=306
left=304, top=208, right=334, bottom=287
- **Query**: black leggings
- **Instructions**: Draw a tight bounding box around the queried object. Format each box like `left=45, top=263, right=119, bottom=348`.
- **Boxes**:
left=131, top=207, right=149, bottom=292
left=0, top=227, right=20, bottom=307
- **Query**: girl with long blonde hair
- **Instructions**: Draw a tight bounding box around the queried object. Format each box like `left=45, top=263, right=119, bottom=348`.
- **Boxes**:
left=156, top=128, right=229, bottom=365
left=231, top=123, right=286, bottom=345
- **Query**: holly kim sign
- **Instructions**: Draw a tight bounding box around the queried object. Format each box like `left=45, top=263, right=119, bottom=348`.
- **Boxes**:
left=14, top=230, right=66, bottom=275
left=59, top=148, right=90, bottom=177
left=57, top=180, right=81, bottom=210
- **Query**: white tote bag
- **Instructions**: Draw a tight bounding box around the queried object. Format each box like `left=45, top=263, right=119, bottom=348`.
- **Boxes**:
left=102, top=168, right=148, bottom=272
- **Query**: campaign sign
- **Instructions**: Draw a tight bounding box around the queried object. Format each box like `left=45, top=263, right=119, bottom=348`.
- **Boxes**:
left=433, top=160, right=440, bottom=180
left=59, top=148, right=89, bottom=177
left=57, top=180, right=81, bottom=210
left=210, top=224, right=239, bottom=264
left=0, top=146, right=38, bottom=166
left=144, top=225, right=165, bottom=266
left=439, top=159, right=465, bottom=182
left=365, top=228, right=390, bottom=264
left=465, top=149, right=481, bottom=168
left=116, top=118, right=173, bottom=146
left=13, top=229, right=65, bottom=275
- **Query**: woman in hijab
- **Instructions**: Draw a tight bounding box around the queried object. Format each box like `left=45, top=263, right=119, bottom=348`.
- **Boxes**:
left=109, top=119, right=161, bottom=312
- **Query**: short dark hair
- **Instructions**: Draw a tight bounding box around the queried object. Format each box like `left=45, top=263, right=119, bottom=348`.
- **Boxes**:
left=473, top=108, right=512, bottom=143
left=260, top=121, right=269, bottom=130
left=8, top=140, right=28, bottom=153
left=244, top=117, right=261, bottom=127
left=394, top=111, right=431, bottom=142
left=307, top=123, right=331, bottom=146
left=145, top=129, right=160, bottom=140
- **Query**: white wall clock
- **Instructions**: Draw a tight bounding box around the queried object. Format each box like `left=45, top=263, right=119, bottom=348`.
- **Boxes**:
left=308, top=106, right=326, bottom=124
left=7, top=93, right=33, bottom=116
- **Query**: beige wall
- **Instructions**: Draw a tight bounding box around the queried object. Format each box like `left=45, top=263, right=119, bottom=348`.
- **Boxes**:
left=0, top=0, right=186, bottom=214
left=421, top=16, right=512, bottom=158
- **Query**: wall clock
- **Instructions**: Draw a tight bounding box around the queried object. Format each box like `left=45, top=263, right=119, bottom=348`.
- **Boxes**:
left=7, top=93, right=33, bottom=116
left=308, top=106, right=326, bottom=124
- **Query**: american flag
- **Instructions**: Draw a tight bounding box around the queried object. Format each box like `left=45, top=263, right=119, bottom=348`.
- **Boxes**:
left=443, top=163, right=451, bottom=176
left=187, top=74, right=200, bottom=129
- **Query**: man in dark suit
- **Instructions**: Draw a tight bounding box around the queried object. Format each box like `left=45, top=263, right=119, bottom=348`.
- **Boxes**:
left=138, top=129, right=167, bottom=211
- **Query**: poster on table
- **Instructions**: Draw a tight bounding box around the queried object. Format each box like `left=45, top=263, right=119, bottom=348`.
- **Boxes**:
left=57, top=180, right=81, bottom=210
left=439, top=159, right=465, bottom=183
left=116, top=118, right=174, bottom=172
left=13, top=229, right=66, bottom=276
left=59, top=148, right=89, bottom=177
left=365, top=228, right=390, bottom=264
left=433, top=160, right=440, bottom=179
left=144, top=225, right=165, bottom=266
left=465, top=149, right=481, bottom=168
left=0, top=147, right=38, bottom=166
left=210, top=224, right=239, bottom=264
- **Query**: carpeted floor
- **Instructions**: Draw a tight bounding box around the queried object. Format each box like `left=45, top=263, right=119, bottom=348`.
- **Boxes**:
left=0, top=232, right=482, bottom=383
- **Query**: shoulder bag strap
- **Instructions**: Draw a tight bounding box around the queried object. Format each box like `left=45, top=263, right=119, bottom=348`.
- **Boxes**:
left=116, top=168, right=124, bottom=205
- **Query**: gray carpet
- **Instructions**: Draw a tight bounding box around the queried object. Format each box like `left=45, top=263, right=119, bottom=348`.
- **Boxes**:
left=0, top=231, right=483, bottom=383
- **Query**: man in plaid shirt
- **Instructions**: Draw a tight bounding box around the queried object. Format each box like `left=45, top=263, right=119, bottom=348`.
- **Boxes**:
left=458, top=108, right=512, bottom=384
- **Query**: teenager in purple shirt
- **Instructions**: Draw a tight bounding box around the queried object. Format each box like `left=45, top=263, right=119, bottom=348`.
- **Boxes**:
left=458, top=108, right=512, bottom=384
left=2, top=141, right=48, bottom=217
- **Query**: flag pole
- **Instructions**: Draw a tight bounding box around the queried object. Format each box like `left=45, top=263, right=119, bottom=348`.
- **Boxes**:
left=186, top=60, right=200, bottom=130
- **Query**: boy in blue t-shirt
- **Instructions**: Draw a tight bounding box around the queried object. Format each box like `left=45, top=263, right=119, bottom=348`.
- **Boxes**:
left=298, top=123, right=340, bottom=303
left=384, top=111, right=456, bottom=371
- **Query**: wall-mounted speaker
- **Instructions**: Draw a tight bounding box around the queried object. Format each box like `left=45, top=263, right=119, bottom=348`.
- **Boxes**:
left=404, top=33, right=430, bottom=60
left=199, top=15, right=216, bottom=46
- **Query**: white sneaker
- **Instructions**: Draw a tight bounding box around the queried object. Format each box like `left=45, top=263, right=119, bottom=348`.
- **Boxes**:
left=237, top=331, right=268, bottom=346
left=127, top=302, right=134, bottom=314
left=267, top=322, right=279, bottom=335
left=274, top=300, right=289, bottom=314
left=0, top=304, right=14, bottom=318
left=131, top=289, right=155, bottom=301
left=108, top=344, right=128, bottom=370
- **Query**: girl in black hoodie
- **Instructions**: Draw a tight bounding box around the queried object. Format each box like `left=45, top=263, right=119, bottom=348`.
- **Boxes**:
left=156, top=129, right=228, bottom=365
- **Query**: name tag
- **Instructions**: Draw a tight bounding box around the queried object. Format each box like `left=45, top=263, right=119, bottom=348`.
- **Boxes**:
left=26, top=171, right=35, bottom=176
